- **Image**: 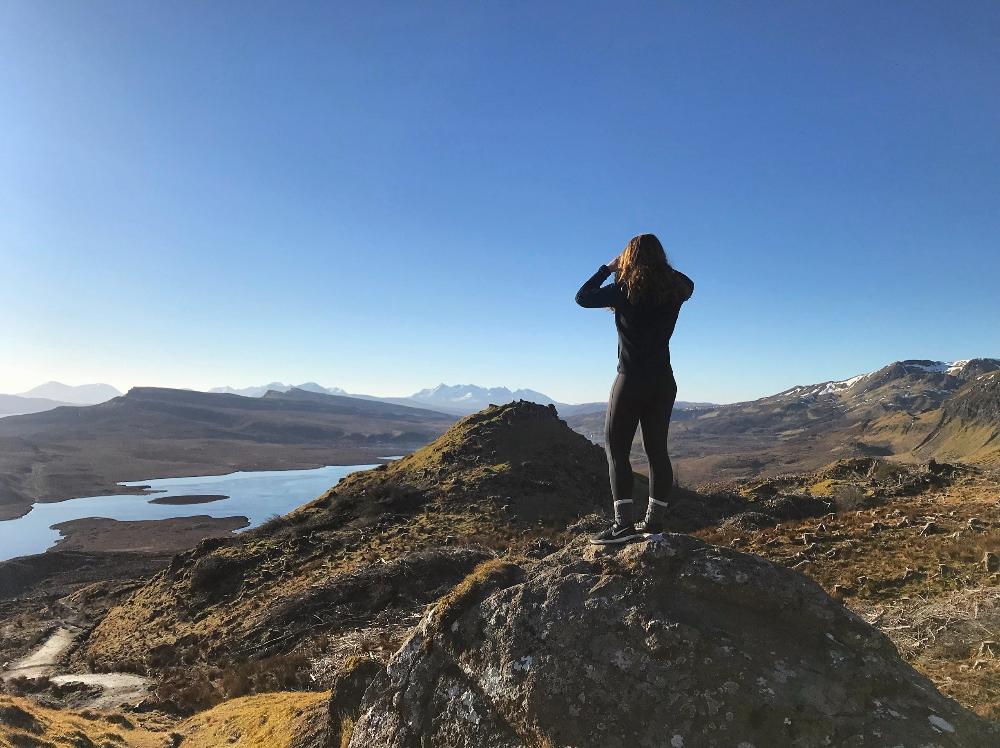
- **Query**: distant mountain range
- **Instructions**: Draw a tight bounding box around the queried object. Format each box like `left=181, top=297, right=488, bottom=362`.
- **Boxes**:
left=4, top=378, right=714, bottom=419
left=0, top=386, right=455, bottom=521
left=209, top=382, right=353, bottom=398
left=564, top=357, right=1000, bottom=485
left=0, top=394, right=76, bottom=417
left=409, top=383, right=556, bottom=411
left=205, top=381, right=717, bottom=417
left=207, top=381, right=562, bottom=414
left=3, top=359, right=999, bottom=518
left=0, top=382, right=123, bottom=417
left=18, top=381, right=122, bottom=405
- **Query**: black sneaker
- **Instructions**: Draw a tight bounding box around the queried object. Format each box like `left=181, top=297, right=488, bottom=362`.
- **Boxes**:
left=590, top=522, right=641, bottom=545
left=634, top=518, right=665, bottom=537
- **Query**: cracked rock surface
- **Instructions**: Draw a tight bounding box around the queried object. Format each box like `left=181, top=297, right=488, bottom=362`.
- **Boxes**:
left=345, top=533, right=998, bottom=747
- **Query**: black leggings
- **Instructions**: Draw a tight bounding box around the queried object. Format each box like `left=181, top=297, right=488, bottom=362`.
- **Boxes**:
left=604, top=370, right=677, bottom=516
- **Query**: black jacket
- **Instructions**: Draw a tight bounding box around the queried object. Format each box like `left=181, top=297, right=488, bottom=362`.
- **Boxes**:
left=576, top=265, right=694, bottom=374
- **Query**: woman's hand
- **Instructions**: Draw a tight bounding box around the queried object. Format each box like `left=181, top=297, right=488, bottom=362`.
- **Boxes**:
left=606, top=255, right=621, bottom=272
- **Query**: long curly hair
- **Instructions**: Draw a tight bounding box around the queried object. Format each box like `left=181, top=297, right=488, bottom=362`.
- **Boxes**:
left=616, top=233, right=682, bottom=307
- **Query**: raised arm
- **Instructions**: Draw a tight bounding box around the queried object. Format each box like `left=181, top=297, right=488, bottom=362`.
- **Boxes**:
left=575, top=265, right=623, bottom=308
left=675, top=270, right=694, bottom=302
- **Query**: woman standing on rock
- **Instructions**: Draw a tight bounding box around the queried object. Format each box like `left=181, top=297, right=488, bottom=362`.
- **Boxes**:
left=576, top=233, right=694, bottom=544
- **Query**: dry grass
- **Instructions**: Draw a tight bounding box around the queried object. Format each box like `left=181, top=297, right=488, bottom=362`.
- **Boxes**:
left=697, top=468, right=1000, bottom=717
left=174, top=691, right=329, bottom=748
left=431, top=557, right=525, bottom=632
left=151, top=653, right=317, bottom=714
left=853, top=587, right=1000, bottom=718
left=0, top=695, right=166, bottom=747
left=0, top=691, right=329, bottom=748
left=338, top=715, right=355, bottom=748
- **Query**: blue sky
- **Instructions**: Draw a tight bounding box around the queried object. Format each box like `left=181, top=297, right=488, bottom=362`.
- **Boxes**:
left=2, top=1, right=998, bottom=404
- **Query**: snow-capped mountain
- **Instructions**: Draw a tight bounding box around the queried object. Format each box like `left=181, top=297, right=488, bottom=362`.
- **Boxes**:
left=408, top=384, right=558, bottom=413
left=204, top=381, right=712, bottom=417
left=631, top=356, right=1000, bottom=485
left=770, top=359, right=1000, bottom=413
left=209, top=382, right=353, bottom=398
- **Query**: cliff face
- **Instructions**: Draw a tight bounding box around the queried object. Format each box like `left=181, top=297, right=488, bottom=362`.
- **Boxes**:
left=340, top=534, right=997, bottom=748
left=944, top=372, right=1000, bottom=425
left=917, top=372, right=1000, bottom=463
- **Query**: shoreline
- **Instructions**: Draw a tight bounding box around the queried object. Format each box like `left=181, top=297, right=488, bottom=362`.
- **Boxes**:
left=0, top=451, right=399, bottom=522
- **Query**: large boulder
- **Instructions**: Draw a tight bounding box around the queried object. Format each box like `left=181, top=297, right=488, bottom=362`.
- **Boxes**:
left=343, top=534, right=997, bottom=747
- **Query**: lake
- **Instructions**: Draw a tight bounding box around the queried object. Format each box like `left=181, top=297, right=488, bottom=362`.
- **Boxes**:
left=0, top=463, right=382, bottom=562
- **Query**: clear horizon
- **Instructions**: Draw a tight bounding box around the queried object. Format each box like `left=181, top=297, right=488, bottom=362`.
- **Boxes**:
left=9, top=354, right=998, bottom=408
left=4, top=2, right=999, bottom=404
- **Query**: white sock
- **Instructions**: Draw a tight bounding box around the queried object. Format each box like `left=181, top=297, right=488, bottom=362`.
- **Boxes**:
left=613, top=499, right=633, bottom=524
left=645, top=496, right=668, bottom=522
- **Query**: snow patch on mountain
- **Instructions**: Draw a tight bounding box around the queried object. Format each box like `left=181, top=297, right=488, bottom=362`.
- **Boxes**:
left=778, top=372, right=870, bottom=400
left=410, top=384, right=558, bottom=410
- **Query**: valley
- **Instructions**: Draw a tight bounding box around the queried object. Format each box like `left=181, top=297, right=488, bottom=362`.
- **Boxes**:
left=0, top=386, right=455, bottom=520
left=2, top=361, right=1000, bottom=746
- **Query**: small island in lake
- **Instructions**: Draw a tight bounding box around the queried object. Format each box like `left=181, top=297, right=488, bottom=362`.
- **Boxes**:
left=148, top=494, right=229, bottom=506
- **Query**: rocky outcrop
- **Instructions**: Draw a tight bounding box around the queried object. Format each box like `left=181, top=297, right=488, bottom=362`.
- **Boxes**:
left=939, top=373, right=1000, bottom=427
left=320, top=399, right=626, bottom=525
left=916, top=372, right=1000, bottom=463
left=342, top=534, right=997, bottom=748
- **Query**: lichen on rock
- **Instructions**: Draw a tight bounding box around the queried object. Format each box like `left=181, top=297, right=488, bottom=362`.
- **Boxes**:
left=343, top=533, right=998, bottom=748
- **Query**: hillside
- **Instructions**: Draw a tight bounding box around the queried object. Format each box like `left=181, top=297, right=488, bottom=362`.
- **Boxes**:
left=916, top=370, right=1000, bottom=463
left=568, top=357, right=1000, bottom=484
left=0, top=386, right=454, bottom=520
left=77, top=402, right=642, bottom=682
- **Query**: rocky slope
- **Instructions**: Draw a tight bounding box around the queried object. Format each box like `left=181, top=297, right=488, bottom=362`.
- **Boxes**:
left=338, top=534, right=997, bottom=747
left=916, top=370, right=1000, bottom=463
left=698, top=460, right=1000, bottom=719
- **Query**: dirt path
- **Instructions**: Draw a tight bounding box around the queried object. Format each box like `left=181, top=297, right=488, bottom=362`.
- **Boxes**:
left=49, top=672, right=152, bottom=709
left=4, top=626, right=79, bottom=678
left=1, top=625, right=151, bottom=708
